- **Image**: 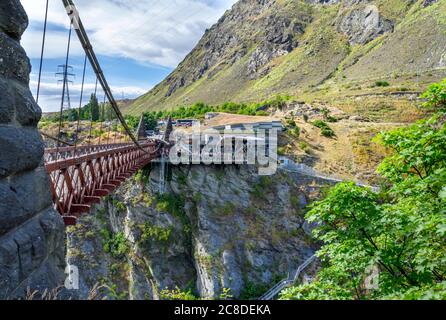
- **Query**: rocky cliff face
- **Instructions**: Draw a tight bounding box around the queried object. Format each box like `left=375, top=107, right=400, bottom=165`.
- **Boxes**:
left=67, top=164, right=329, bottom=299
left=0, top=1, right=65, bottom=299
left=129, top=0, right=446, bottom=114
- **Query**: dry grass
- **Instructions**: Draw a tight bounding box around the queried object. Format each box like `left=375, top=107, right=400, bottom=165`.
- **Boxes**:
left=22, top=283, right=107, bottom=301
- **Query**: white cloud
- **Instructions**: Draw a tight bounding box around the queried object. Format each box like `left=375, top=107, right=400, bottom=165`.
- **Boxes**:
left=30, top=77, right=149, bottom=113
left=20, top=0, right=238, bottom=68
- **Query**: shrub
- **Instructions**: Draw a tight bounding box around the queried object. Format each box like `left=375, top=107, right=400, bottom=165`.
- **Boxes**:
left=112, top=199, right=126, bottom=212
left=286, top=118, right=297, bottom=128
left=239, top=282, right=269, bottom=300
left=326, top=116, right=338, bottom=123
left=321, top=107, right=330, bottom=119
left=292, top=126, right=301, bottom=138
left=375, top=80, right=390, bottom=87
left=139, top=222, right=172, bottom=243
left=251, top=176, right=274, bottom=200
left=156, top=193, right=184, bottom=217
left=421, top=78, right=446, bottom=111
left=255, top=110, right=269, bottom=116
left=321, top=127, right=335, bottom=138
left=299, top=142, right=309, bottom=152
left=221, top=202, right=236, bottom=216
left=220, top=288, right=234, bottom=300
left=312, top=120, right=335, bottom=138
left=101, top=230, right=129, bottom=259
left=160, top=287, right=198, bottom=300
left=278, top=146, right=287, bottom=156
left=312, top=120, right=328, bottom=129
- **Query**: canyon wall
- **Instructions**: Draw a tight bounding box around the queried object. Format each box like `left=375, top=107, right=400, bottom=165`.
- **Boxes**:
left=67, top=164, right=330, bottom=300
left=0, top=1, right=65, bottom=299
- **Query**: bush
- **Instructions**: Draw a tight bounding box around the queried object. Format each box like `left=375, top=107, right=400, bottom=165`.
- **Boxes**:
left=326, top=116, right=338, bottom=123
left=255, top=110, right=269, bottom=116
left=160, top=287, right=198, bottom=300
left=312, top=120, right=335, bottom=138
left=112, top=200, right=126, bottom=212
left=101, top=230, right=129, bottom=259
left=375, top=80, right=390, bottom=87
left=286, top=118, right=297, bottom=128
left=139, top=222, right=172, bottom=243
left=421, top=78, right=446, bottom=111
left=299, top=142, right=309, bottom=152
left=278, top=146, right=287, bottom=156
left=239, top=281, right=269, bottom=300
left=251, top=176, right=274, bottom=200
left=282, top=79, right=446, bottom=301
left=321, top=127, right=335, bottom=138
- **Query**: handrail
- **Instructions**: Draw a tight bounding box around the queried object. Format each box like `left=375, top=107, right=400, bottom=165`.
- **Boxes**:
left=259, top=255, right=316, bottom=300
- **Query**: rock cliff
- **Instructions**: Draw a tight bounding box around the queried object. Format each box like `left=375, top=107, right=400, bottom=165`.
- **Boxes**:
left=67, top=164, right=331, bottom=300
left=0, top=0, right=65, bottom=299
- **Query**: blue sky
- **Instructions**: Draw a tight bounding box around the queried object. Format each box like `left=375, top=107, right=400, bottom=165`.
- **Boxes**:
left=20, top=0, right=238, bottom=112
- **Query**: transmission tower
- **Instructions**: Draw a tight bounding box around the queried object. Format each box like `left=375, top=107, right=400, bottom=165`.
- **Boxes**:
left=56, top=64, right=75, bottom=110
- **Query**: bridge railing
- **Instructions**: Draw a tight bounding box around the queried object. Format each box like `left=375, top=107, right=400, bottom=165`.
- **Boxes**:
left=44, top=143, right=135, bottom=164
left=259, top=255, right=317, bottom=300
left=44, top=141, right=161, bottom=225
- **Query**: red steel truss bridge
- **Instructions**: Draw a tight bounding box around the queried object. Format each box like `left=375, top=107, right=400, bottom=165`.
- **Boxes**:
left=36, top=1, right=170, bottom=225
left=44, top=141, right=162, bottom=226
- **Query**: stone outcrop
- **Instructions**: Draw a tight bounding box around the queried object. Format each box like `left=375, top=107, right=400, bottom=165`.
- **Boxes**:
left=0, top=1, right=65, bottom=299
left=337, top=3, right=394, bottom=45
left=67, top=164, right=331, bottom=300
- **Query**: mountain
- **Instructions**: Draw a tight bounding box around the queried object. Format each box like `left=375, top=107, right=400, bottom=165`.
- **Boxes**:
left=127, top=0, right=446, bottom=114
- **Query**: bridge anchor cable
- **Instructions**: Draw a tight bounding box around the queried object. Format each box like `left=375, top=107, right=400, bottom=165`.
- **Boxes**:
left=61, top=0, right=146, bottom=152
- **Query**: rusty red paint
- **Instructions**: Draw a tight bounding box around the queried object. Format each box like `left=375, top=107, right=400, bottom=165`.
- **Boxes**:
left=45, top=142, right=161, bottom=225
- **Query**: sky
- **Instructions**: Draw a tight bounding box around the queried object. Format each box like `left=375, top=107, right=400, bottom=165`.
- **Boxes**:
left=20, top=0, right=238, bottom=112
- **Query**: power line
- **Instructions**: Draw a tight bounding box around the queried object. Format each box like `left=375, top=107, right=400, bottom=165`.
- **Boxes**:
left=62, top=0, right=143, bottom=150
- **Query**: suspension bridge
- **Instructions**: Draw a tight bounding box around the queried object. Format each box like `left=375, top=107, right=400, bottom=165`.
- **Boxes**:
left=36, top=0, right=170, bottom=226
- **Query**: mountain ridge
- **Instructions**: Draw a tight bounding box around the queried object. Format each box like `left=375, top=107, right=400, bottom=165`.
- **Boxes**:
left=127, top=0, right=446, bottom=115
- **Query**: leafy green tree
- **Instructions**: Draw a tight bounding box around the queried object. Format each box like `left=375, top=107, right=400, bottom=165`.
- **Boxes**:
left=281, top=80, right=446, bottom=300
left=143, top=112, right=158, bottom=130
left=421, top=78, right=446, bottom=111
left=68, top=108, right=78, bottom=122
left=89, top=94, right=100, bottom=121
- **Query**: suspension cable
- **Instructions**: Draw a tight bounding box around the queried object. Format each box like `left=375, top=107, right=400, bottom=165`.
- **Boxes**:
left=98, top=95, right=105, bottom=146
left=88, top=77, right=98, bottom=146
left=62, top=0, right=144, bottom=151
left=107, top=100, right=112, bottom=145
left=36, top=0, right=49, bottom=104
left=56, top=23, right=73, bottom=158
left=74, top=54, right=88, bottom=155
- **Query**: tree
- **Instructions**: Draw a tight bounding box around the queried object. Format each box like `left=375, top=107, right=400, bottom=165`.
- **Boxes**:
left=421, top=78, right=446, bottom=111
left=143, top=112, right=158, bottom=130
left=89, top=94, right=100, bottom=121
left=281, top=80, right=446, bottom=300
left=68, top=108, right=78, bottom=122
